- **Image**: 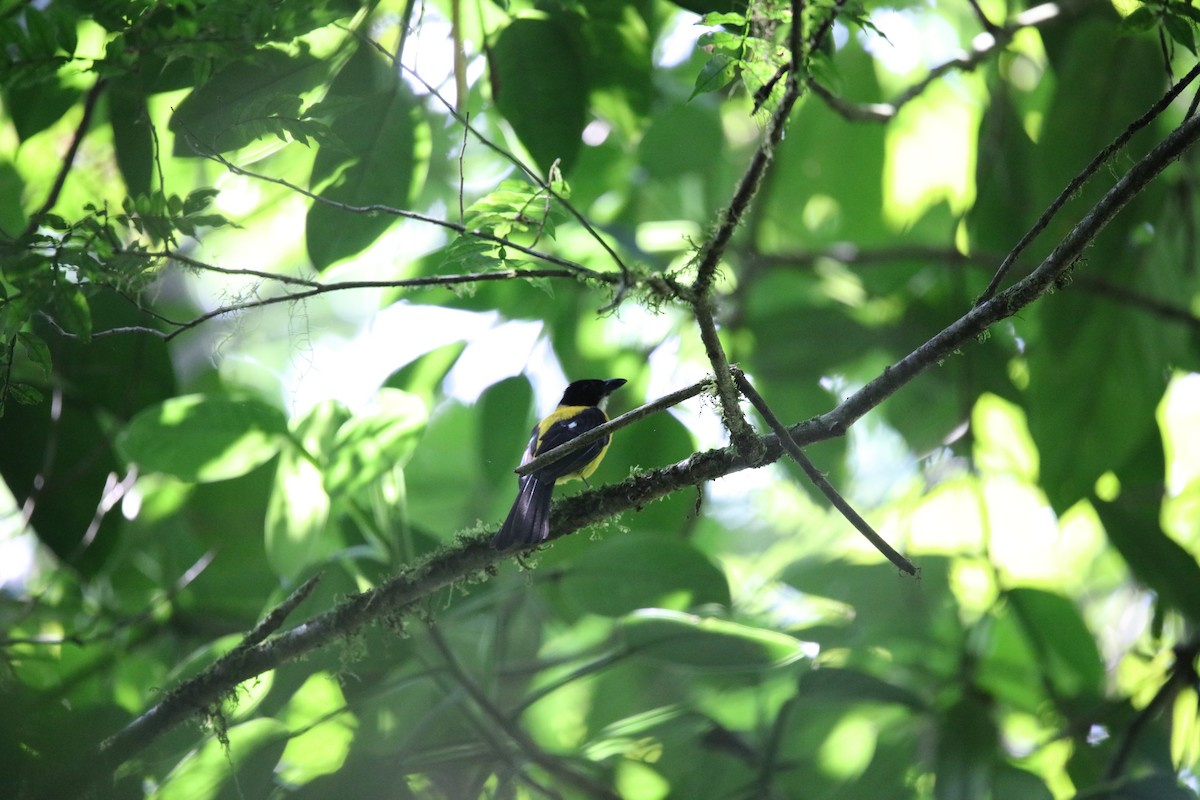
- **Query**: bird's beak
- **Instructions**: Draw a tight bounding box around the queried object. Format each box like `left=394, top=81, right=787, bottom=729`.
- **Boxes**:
left=604, top=378, right=627, bottom=395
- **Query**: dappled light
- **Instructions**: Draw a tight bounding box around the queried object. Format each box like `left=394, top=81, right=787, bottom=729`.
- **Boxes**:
left=2, top=0, right=1200, bottom=798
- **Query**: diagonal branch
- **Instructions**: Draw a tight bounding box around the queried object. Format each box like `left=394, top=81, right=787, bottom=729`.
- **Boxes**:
left=977, top=58, right=1200, bottom=303
left=425, top=625, right=619, bottom=799
left=688, top=0, right=808, bottom=459
left=812, top=111, right=1200, bottom=437
left=733, top=369, right=916, bottom=575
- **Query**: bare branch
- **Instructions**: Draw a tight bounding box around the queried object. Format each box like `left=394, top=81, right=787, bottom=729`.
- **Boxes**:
left=813, top=2, right=1063, bottom=124
left=689, top=0, right=809, bottom=459
left=733, top=369, right=916, bottom=575
left=977, top=59, right=1200, bottom=302
left=158, top=267, right=582, bottom=341
left=425, top=625, right=619, bottom=799
left=814, top=111, right=1200, bottom=438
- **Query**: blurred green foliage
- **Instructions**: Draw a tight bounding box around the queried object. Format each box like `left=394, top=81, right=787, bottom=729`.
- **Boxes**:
left=2, top=0, right=1200, bottom=798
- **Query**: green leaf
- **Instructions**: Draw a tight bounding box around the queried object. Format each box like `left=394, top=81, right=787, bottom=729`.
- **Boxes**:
left=0, top=391, right=123, bottom=575
left=169, top=48, right=327, bottom=155
left=1095, top=497, right=1200, bottom=624
left=110, top=80, right=153, bottom=197
left=638, top=103, right=726, bottom=179
left=265, top=441, right=331, bottom=580
left=619, top=609, right=806, bottom=670
left=277, top=673, right=356, bottom=784
left=478, top=375, right=534, bottom=489
left=119, top=394, right=289, bottom=483
left=156, top=718, right=288, bottom=800
left=21, top=7, right=57, bottom=56
left=992, top=765, right=1054, bottom=800
left=1027, top=294, right=1170, bottom=511
left=305, top=48, right=426, bottom=270
left=577, top=5, right=653, bottom=137
left=935, top=694, right=997, bottom=800
left=1175, top=3, right=1200, bottom=24
left=973, top=607, right=1045, bottom=713
left=16, top=331, right=52, bottom=378
left=490, top=17, right=589, bottom=173
left=0, top=161, right=26, bottom=234
left=1120, top=6, right=1158, bottom=32
left=1164, top=12, right=1198, bottom=53
left=690, top=54, right=738, bottom=99
left=798, top=667, right=927, bottom=710
left=325, top=389, right=427, bottom=497
left=1006, top=587, right=1104, bottom=700
left=4, top=383, right=43, bottom=406
left=53, top=284, right=91, bottom=342
left=560, top=536, right=731, bottom=617
left=2, top=76, right=81, bottom=141
left=700, top=12, right=747, bottom=25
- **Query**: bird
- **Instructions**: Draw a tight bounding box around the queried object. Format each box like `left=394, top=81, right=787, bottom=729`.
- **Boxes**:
left=492, top=378, right=626, bottom=550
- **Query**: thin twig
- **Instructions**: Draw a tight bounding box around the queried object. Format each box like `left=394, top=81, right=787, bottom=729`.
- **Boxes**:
left=813, top=2, right=1062, bottom=124
left=234, top=572, right=323, bottom=652
left=458, top=111, right=469, bottom=226
left=733, top=369, right=916, bottom=575
left=22, top=78, right=107, bottom=238
left=0, top=550, right=217, bottom=648
left=351, top=28, right=634, bottom=286
left=159, top=267, right=583, bottom=341
left=192, top=143, right=608, bottom=280
left=964, top=0, right=1000, bottom=34
left=398, top=62, right=633, bottom=285
left=1075, top=274, right=1200, bottom=331
left=688, top=0, right=808, bottom=459
left=425, top=624, right=619, bottom=799
left=977, top=58, right=1200, bottom=303
left=162, top=249, right=322, bottom=287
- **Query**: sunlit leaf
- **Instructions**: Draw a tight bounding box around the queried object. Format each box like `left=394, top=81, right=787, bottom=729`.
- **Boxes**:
left=490, top=17, right=589, bottom=173
left=155, top=718, right=288, bottom=800
left=324, top=389, right=426, bottom=497
left=306, top=46, right=428, bottom=270
left=119, top=394, right=289, bottom=483
left=169, top=48, right=328, bottom=155
left=619, top=609, right=806, bottom=670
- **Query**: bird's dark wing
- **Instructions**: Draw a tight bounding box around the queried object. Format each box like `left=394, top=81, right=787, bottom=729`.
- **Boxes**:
left=532, top=406, right=609, bottom=481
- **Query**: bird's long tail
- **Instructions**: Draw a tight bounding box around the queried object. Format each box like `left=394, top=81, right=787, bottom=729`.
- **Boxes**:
left=492, top=475, right=555, bottom=549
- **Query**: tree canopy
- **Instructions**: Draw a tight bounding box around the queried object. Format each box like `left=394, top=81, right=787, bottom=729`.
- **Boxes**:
left=2, top=0, right=1200, bottom=798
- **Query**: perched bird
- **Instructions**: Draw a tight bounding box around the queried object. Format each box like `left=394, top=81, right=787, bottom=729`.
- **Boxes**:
left=492, top=378, right=626, bottom=550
